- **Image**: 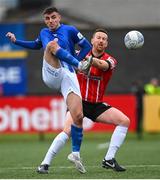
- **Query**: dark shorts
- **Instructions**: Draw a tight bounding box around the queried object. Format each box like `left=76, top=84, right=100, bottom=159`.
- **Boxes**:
left=82, top=100, right=112, bottom=122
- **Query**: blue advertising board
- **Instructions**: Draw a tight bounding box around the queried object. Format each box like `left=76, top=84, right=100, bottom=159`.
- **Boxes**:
left=0, top=23, right=28, bottom=96
left=0, top=23, right=25, bottom=51
left=0, top=59, right=27, bottom=95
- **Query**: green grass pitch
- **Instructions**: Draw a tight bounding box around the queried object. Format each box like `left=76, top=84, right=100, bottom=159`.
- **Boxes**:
left=0, top=132, right=160, bottom=179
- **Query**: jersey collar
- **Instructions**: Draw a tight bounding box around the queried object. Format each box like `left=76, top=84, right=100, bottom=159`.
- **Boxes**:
left=91, top=51, right=105, bottom=59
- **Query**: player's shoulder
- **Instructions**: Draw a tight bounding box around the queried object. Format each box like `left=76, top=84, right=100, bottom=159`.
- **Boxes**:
left=40, top=27, right=50, bottom=34
left=103, top=52, right=117, bottom=64
left=62, top=24, right=77, bottom=31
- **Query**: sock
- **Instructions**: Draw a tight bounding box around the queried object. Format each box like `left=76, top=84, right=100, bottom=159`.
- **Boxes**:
left=105, top=125, right=128, bottom=160
left=55, top=48, right=80, bottom=68
left=41, top=131, right=69, bottom=165
left=72, top=151, right=80, bottom=159
left=71, top=124, right=83, bottom=153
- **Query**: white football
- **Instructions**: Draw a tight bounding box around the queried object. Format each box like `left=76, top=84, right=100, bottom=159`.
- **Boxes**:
left=124, top=30, right=144, bottom=49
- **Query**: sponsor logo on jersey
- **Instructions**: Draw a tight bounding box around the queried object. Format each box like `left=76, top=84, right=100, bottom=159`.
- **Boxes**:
left=77, top=32, right=84, bottom=40
left=53, top=33, right=57, bottom=37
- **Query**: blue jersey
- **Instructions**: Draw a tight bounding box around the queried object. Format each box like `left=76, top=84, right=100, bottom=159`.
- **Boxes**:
left=36, top=24, right=88, bottom=71
left=14, top=24, right=91, bottom=72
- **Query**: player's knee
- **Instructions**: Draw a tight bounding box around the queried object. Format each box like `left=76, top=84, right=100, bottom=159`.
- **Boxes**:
left=121, top=116, right=130, bottom=127
left=46, top=41, right=52, bottom=49
left=46, top=41, right=58, bottom=53
left=74, top=111, right=83, bottom=126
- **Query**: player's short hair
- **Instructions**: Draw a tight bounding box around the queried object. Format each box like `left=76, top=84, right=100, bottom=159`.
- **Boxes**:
left=43, top=7, right=59, bottom=15
left=93, top=28, right=108, bottom=37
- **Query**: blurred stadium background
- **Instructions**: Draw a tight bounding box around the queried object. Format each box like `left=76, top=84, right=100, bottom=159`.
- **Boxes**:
left=0, top=0, right=160, bottom=178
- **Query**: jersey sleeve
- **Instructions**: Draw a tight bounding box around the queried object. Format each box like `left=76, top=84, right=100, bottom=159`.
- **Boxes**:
left=70, top=26, right=91, bottom=61
left=106, top=56, right=117, bottom=70
left=14, top=34, right=42, bottom=49
left=70, top=26, right=85, bottom=44
left=35, top=35, right=42, bottom=47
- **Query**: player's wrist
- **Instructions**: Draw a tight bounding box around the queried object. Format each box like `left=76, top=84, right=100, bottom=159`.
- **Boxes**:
left=78, top=62, right=83, bottom=70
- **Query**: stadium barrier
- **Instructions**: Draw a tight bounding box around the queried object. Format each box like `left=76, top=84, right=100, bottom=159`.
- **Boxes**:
left=0, top=95, right=137, bottom=133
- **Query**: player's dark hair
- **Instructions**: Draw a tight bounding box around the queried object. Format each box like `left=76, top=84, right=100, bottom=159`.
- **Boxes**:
left=43, top=7, right=59, bottom=15
left=93, top=28, right=108, bottom=36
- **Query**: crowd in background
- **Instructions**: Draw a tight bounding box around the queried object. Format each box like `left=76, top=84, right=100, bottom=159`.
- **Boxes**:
left=144, top=77, right=160, bottom=95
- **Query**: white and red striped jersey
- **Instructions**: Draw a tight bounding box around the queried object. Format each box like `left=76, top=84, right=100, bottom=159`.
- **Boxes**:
left=77, top=52, right=117, bottom=103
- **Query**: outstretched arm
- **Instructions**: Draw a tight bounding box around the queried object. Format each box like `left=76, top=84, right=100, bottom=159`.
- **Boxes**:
left=6, top=32, right=42, bottom=50
left=92, top=57, right=109, bottom=71
left=92, top=56, right=116, bottom=71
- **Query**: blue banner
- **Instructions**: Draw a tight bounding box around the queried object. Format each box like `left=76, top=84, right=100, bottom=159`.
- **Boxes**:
left=0, top=23, right=27, bottom=96
left=0, top=59, right=27, bottom=96
left=0, top=23, right=25, bottom=51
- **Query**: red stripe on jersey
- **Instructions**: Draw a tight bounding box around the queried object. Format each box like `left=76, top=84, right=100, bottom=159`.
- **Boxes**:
left=77, top=52, right=117, bottom=103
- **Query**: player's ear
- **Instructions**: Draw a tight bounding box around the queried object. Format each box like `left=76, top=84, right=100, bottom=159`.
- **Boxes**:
left=104, top=38, right=108, bottom=48
left=105, top=42, right=108, bottom=48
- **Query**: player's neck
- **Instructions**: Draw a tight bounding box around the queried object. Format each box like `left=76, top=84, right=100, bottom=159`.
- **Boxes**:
left=56, top=23, right=61, bottom=29
left=91, top=50, right=104, bottom=58
left=50, top=23, right=61, bottom=31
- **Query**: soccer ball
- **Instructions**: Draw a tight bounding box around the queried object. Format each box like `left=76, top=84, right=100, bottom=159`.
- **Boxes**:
left=124, top=30, right=144, bottom=49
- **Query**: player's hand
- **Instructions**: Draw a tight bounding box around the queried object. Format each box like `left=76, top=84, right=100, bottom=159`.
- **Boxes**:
left=79, top=56, right=93, bottom=75
left=6, top=32, right=16, bottom=43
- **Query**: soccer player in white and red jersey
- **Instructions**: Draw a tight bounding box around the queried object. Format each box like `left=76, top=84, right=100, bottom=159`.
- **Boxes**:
left=38, top=28, right=130, bottom=173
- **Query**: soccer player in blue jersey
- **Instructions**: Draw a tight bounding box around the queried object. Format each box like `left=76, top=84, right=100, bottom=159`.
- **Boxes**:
left=6, top=6, right=92, bottom=174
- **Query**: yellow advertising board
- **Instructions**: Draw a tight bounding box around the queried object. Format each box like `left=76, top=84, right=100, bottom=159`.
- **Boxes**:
left=143, top=95, right=160, bottom=132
